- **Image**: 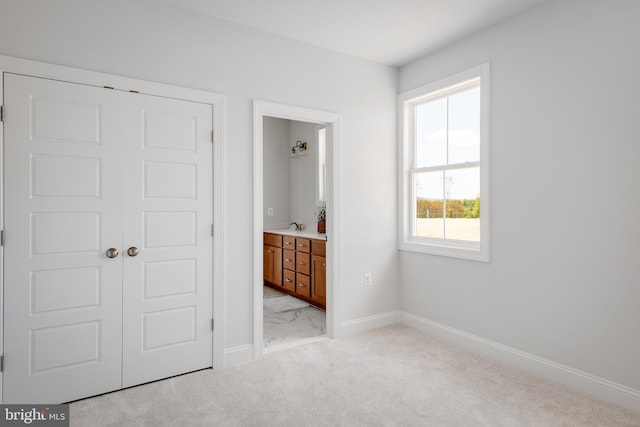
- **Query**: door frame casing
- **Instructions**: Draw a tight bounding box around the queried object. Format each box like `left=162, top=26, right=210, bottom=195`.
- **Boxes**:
left=253, top=100, right=342, bottom=359
left=0, top=54, right=226, bottom=403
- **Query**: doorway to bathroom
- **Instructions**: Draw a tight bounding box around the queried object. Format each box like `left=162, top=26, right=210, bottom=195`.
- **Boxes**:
left=253, top=101, right=340, bottom=358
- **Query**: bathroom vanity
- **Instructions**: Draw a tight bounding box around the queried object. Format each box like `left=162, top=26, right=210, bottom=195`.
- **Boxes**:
left=263, top=230, right=327, bottom=309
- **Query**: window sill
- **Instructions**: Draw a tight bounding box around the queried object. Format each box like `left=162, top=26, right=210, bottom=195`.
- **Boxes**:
left=399, top=239, right=489, bottom=262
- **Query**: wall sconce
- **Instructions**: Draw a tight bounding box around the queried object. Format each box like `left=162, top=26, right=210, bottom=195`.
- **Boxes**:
left=290, top=140, right=307, bottom=158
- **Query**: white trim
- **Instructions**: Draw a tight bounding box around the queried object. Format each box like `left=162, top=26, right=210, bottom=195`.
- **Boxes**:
left=398, top=63, right=490, bottom=262
left=400, top=312, right=640, bottom=413
left=223, top=344, right=254, bottom=367
left=0, top=63, right=4, bottom=404
left=212, top=98, right=225, bottom=369
left=253, top=100, right=342, bottom=361
left=263, top=335, right=330, bottom=355
left=0, top=55, right=226, bottom=393
left=341, top=311, right=402, bottom=336
left=316, top=126, right=327, bottom=204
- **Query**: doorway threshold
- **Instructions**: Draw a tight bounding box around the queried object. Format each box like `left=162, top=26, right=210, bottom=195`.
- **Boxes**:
left=263, top=335, right=330, bottom=355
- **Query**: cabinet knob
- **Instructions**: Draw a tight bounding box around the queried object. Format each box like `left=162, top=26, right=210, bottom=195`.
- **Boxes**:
left=267, top=250, right=272, bottom=254
left=286, top=279, right=292, bottom=283
left=285, top=258, right=291, bottom=262
left=298, top=283, right=305, bottom=287
left=298, top=261, right=305, bottom=265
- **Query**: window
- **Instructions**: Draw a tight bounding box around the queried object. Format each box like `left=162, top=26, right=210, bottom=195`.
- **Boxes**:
left=399, top=64, right=489, bottom=261
left=317, top=127, right=326, bottom=203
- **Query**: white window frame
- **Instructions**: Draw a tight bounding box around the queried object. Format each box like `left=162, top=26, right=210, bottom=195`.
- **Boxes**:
left=316, top=126, right=327, bottom=204
left=398, top=63, right=490, bottom=262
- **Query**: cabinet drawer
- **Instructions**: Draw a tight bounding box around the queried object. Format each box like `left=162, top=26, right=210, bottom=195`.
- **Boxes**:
left=311, top=239, right=326, bottom=257
left=295, top=273, right=310, bottom=298
left=296, top=238, right=311, bottom=253
left=283, top=236, right=295, bottom=249
left=296, top=252, right=310, bottom=275
left=283, top=269, right=295, bottom=292
left=283, top=250, right=295, bottom=271
left=264, top=233, right=282, bottom=247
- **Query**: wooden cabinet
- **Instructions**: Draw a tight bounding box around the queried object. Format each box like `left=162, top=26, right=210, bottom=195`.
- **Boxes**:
left=283, top=269, right=296, bottom=292
left=263, top=233, right=282, bottom=287
left=311, top=255, right=326, bottom=304
left=295, top=273, right=311, bottom=298
left=311, top=240, right=326, bottom=306
left=264, top=232, right=326, bottom=309
left=296, top=252, right=310, bottom=275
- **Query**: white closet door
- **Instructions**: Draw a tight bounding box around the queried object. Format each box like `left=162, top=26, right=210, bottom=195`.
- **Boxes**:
left=3, top=74, right=124, bottom=403
left=3, top=73, right=214, bottom=403
left=120, top=94, right=213, bottom=387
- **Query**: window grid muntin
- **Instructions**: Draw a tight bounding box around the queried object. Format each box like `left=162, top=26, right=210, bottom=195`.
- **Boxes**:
left=408, top=78, right=482, bottom=243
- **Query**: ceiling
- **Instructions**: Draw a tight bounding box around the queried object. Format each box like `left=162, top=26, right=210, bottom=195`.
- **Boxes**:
left=156, top=0, right=548, bottom=67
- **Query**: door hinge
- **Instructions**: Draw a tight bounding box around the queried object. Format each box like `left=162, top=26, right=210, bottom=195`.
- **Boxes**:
left=1, top=355, right=4, bottom=372
left=1, top=230, right=5, bottom=246
left=211, top=129, right=214, bottom=143
left=211, top=224, right=214, bottom=237
left=0, top=105, right=4, bottom=122
left=211, top=319, right=214, bottom=331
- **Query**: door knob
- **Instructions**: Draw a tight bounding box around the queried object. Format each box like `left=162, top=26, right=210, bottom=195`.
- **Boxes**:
left=127, top=246, right=140, bottom=257
left=106, top=248, right=119, bottom=259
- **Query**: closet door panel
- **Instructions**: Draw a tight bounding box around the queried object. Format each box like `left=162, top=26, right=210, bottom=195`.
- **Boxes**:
left=121, top=95, right=213, bottom=387
left=2, top=74, right=124, bottom=403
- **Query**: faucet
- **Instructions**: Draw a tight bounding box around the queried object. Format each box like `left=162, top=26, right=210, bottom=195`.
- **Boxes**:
left=290, top=222, right=304, bottom=231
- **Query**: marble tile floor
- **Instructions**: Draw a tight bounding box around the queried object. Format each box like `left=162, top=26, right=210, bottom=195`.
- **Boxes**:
left=263, top=285, right=326, bottom=351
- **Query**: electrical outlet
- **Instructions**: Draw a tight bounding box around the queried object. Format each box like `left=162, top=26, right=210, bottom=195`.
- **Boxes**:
left=364, top=273, right=372, bottom=286
left=267, top=207, right=274, bottom=216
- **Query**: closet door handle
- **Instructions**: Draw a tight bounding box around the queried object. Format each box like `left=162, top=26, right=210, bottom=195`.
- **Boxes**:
left=127, top=246, right=140, bottom=257
left=106, top=248, right=119, bottom=259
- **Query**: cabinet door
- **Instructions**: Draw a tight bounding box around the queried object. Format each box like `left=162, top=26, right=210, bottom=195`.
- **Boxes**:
left=263, top=245, right=282, bottom=286
left=311, top=255, right=327, bottom=305
left=3, top=74, right=125, bottom=403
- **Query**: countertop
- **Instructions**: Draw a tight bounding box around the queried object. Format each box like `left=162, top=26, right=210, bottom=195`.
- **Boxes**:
left=264, top=228, right=327, bottom=241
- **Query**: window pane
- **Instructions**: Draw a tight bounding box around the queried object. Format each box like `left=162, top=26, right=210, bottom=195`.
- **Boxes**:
left=443, top=167, right=480, bottom=241
left=448, top=85, right=480, bottom=164
left=415, top=171, right=444, bottom=239
left=317, top=128, right=326, bottom=202
left=415, top=97, right=447, bottom=168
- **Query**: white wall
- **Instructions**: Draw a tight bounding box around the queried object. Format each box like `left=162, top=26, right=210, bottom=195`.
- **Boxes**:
left=0, top=0, right=399, bottom=350
left=399, top=0, right=640, bottom=392
left=263, top=117, right=290, bottom=229
left=289, top=120, right=319, bottom=228
left=263, top=118, right=323, bottom=231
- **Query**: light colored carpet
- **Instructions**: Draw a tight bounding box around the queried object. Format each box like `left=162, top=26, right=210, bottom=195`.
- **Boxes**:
left=70, top=324, right=640, bottom=426
left=263, top=295, right=310, bottom=313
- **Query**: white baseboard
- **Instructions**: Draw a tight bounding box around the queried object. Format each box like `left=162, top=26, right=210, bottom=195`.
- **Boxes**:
left=400, top=311, right=640, bottom=413
left=223, top=344, right=254, bottom=367
left=341, top=310, right=401, bottom=336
